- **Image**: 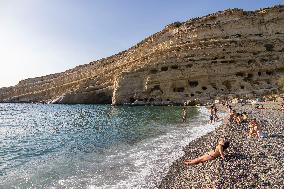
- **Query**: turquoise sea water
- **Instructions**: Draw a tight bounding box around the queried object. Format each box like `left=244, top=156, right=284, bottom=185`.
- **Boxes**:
left=0, top=103, right=219, bottom=189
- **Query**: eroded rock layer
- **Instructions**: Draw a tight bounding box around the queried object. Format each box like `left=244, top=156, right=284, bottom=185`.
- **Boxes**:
left=0, top=6, right=284, bottom=104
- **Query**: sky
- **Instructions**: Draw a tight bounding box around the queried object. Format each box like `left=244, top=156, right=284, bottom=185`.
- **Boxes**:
left=0, top=0, right=283, bottom=87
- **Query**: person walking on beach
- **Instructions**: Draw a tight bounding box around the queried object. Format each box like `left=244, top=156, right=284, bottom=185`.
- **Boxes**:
left=184, top=138, right=230, bottom=165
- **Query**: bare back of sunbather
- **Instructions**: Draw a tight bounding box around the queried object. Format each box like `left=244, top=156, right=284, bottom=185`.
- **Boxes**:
left=184, top=139, right=229, bottom=165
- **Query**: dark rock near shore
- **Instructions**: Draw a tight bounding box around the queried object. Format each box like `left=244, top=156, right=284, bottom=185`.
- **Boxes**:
left=158, top=104, right=284, bottom=189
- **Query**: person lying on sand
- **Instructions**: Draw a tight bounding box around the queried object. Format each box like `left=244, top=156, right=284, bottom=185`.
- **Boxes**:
left=184, top=139, right=230, bottom=165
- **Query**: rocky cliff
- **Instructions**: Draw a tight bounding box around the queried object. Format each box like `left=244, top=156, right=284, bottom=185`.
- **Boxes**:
left=0, top=5, right=284, bottom=105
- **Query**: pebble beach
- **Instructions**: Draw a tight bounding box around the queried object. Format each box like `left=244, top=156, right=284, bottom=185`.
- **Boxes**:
left=158, top=102, right=284, bottom=189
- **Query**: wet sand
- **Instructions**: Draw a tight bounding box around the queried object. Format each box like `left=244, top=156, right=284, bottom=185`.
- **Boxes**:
left=158, top=103, right=284, bottom=189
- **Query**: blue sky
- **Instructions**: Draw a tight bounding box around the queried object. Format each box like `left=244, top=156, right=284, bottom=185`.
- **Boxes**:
left=0, top=0, right=282, bottom=87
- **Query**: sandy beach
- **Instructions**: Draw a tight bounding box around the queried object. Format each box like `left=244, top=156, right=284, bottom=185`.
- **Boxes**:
left=159, top=102, right=284, bottom=189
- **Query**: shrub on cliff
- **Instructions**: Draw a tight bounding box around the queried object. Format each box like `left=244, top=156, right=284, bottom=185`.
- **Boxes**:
left=166, top=21, right=182, bottom=29
left=172, top=21, right=182, bottom=27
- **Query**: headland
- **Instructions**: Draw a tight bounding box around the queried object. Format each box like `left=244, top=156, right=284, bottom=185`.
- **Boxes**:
left=0, top=5, right=284, bottom=105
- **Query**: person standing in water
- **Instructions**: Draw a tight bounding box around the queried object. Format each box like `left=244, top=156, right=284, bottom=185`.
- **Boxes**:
left=182, top=102, right=187, bottom=123
left=213, top=105, right=219, bottom=122
left=209, top=106, right=214, bottom=124
left=182, top=106, right=187, bottom=122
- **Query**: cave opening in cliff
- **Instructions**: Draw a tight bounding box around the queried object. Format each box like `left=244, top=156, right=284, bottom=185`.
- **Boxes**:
left=248, top=59, right=256, bottom=64
left=189, top=81, right=199, bottom=87
left=223, top=81, right=232, bottom=90
left=264, top=44, right=274, bottom=51
left=266, top=71, right=273, bottom=75
left=161, top=66, right=168, bottom=71
left=173, top=87, right=185, bottom=92
left=171, top=65, right=179, bottom=69
left=236, top=72, right=244, bottom=77
left=151, top=85, right=162, bottom=92
left=247, top=73, right=254, bottom=79
left=149, top=98, right=154, bottom=102
left=82, top=92, right=113, bottom=104
left=185, top=64, right=193, bottom=68
left=150, top=69, right=158, bottom=74
left=129, top=97, right=135, bottom=103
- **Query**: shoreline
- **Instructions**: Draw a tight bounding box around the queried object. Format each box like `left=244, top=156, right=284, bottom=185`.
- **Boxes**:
left=158, top=102, right=284, bottom=189
left=0, top=104, right=224, bottom=189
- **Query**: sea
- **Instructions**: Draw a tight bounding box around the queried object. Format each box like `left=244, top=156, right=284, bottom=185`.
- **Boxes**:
left=0, top=103, right=222, bottom=189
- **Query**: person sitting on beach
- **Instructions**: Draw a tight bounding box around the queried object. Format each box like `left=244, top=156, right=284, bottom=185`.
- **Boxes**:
left=241, top=112, right=248, bottom=124
left=235, top=113, right=242, bottom=125
left=184, top=139, right=230, bottom=165
left=254, top=120, right=263, bottom=138
left=248, top=118, right=262, bottom=138
left=248, top=119, right=256, bottom=138
left=229, top=110, right=236, bottom=123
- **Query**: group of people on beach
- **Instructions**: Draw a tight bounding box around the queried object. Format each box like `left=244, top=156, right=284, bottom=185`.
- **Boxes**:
left=228, top=110, right=248, bottom=126
left=228, top=108, right=263, bottom=138
left=181, top=102, right=220, bottom=124
left=183, top=96, right=284, bottom=166
left=209, top=105, right=219, bottom=124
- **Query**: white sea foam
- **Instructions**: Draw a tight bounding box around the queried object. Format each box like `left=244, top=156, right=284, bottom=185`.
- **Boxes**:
left=1, top=105, right=227, bottom=189
left=81, top=107, right=225, bottom=189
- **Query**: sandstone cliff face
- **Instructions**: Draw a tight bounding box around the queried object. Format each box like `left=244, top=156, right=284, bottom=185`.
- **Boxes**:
left=0, top=6, right=284, bottom=105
